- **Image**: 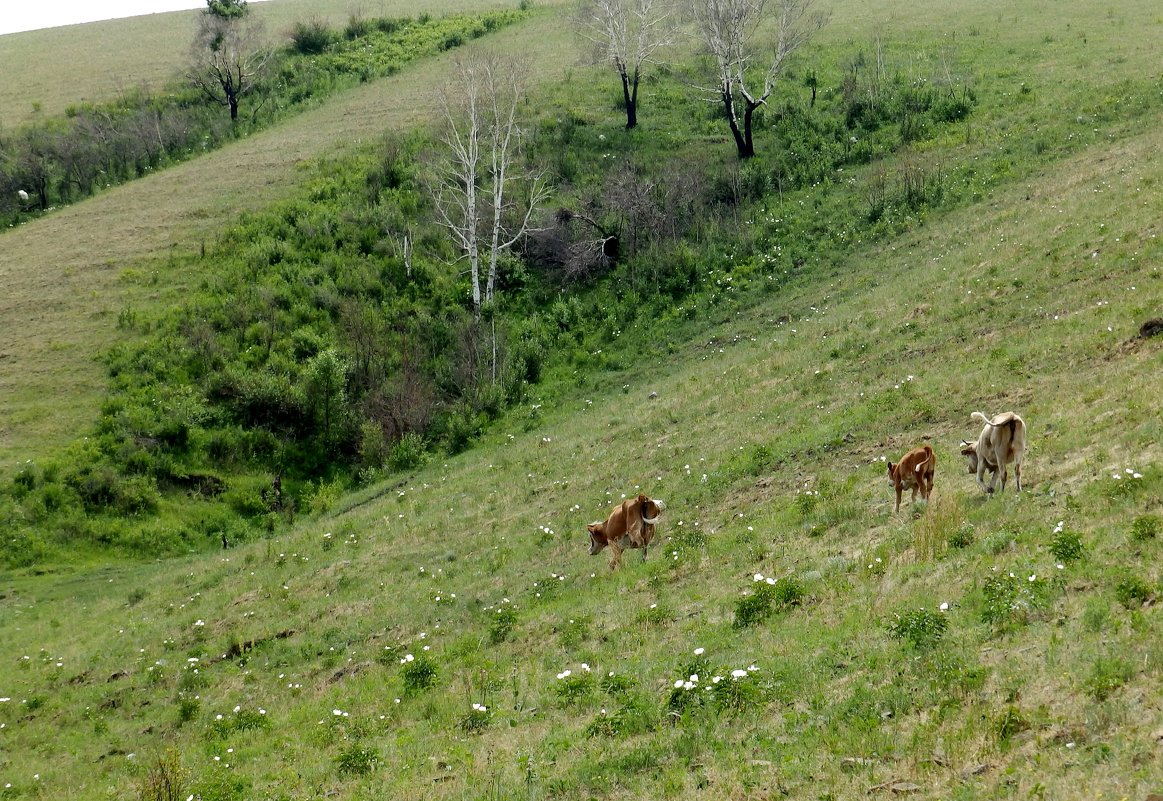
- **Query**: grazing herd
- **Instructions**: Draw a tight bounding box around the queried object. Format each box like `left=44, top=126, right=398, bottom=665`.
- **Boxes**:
left=587, top=411, right=1027, bottom=569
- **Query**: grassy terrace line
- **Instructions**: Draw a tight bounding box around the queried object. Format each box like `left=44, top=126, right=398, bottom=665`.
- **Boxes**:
left=0, top=9, right=526, bottom=229
left=1, top=0, right=1162, bottom=799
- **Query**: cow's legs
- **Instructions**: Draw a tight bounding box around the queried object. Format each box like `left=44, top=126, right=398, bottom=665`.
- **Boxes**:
left=1013, top=461, right=1022, bottom=492
left=608, top=541, right=623, bottom=570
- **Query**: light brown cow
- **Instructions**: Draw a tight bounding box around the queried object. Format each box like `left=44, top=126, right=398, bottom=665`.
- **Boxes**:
left=960, top=411, right=1026, bottom=493
left=587, top=493, right=666, bottom=570
left=887, top=444, right=936, bottom=513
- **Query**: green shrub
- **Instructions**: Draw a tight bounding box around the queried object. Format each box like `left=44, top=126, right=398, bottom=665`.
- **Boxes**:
left=208, top=707, right=270, bottom=739
left=400, top=653, right=438, bottom=694
left=1114, top=574, right=1152, bottom=609
left=1084, top=656, right=1134, bottom=701
left=1130, top=514, right=1160, bottom=541
left=948, top=522, right=975, bottom=549
left=734, top=576, right=804, bottom=628
left=388, top=431, right=425, bottom=471
left=981, top=571, right=1052, bottom=629
left=289, top=19, right=334, bottom=55
left=305, top=477, right=345, bottom=516
left=138, top=748, right=186, bottom=801
left=488, top=607, right=517, bottom=645
left=336, top=743, right=380, bottom=775
left=554, top=667, right=595, bottom=704
left=459, top=703, right=492, bottom=734
left=993, top=706, right=1029, bottom=743
left=1049, top=529, right=1084, bottom=562
left=887, top=607, right=949, bottom=650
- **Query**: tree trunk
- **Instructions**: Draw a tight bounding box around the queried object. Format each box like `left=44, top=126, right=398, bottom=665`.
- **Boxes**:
left=621, top=70, right=638, bottom=129
left=721, top=86, right=748, bottom=159
left=228, top=94, right=239, bottom=121
left=741, top=101, right=757, bottom=159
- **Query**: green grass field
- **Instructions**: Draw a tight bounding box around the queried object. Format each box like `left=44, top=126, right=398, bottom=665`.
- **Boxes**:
left=1, top=0, right=1161, bottom=798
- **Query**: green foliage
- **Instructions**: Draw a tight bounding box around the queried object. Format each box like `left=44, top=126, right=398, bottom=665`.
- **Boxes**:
left=733, top=576, right=804, bottom=628
left=0, top=10, right=526, bottom=230
left=1114, top=573, right=1152, bottom=609
left=289, top=19, right=334, bottom=55
left=980, top=571, right=1053, bottom=629
left=336, top=742, right=380, bottom=775
left=400, top=654, right=438, bottom=694
left=554, top=668, right=596, bottom=704
left=207, top=0, right=248, bottom=19
left=1049, top=529, right=1084, bottom=563
left=488, top=606, right=517, bottom=645
left=459, top=703, right=492, bottom=734
left=1084, top=656, right=1134, bottom=701
left=388, top=432, right=426, bottom=472
left=1130, top=514, right=1160, bottom=541
left=948, top=522, right=975, bottom=549
left=138, top=748, right=186, bottom=801
left=207, top=707, right=270, bottom=739
left=887, top=606, right=949, bottom=650
left=993, top=706, right=1029, bottom=744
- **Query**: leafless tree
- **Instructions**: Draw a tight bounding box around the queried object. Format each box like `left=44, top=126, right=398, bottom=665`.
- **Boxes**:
left=692, top=0, right=827, bottom=158
left=577, top=0, right=675, bottom=128
left=428, top=54, right=550, bottom=321
left=187, top=3, right=273, bottom=122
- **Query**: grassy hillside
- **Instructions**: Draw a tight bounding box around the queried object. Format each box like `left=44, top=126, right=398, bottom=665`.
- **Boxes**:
left=0, top=5, right=576, bottom=471
left=1, top=126, right=1159, bottom=798
left=1, top=0, right=1161, bottom=799
left=0, top=0, right=528, bottom=126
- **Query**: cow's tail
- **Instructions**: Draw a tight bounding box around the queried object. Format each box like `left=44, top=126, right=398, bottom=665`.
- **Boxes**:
left=913, top=449, right=933, bottom=473
left=971, top=411, right=993, bottom=426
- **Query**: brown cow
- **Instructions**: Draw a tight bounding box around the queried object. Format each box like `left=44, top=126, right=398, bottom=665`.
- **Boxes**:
left=961, top=411, right=1026, bottom=493
left=887, top=444, right=936, bottom=513
left=587, top=493, right=666, bottom=570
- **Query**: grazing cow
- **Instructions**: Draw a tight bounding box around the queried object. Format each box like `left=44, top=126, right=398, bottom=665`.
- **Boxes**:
left=587, top=493, right=666, bottom=570
left=887, top=444, right=936, bottom=513
left=960, top=411, right=1026, bottom=493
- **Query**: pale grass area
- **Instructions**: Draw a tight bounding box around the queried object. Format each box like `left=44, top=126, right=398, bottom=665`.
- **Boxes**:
left=0, top=9, right=578, bottom=469
left=0, top=0, right=536, bottom=125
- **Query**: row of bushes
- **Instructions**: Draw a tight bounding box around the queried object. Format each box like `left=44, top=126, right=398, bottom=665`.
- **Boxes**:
left=0, top=9, right=526, bottom=228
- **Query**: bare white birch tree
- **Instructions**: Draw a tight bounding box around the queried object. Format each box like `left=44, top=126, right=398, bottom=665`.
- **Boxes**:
left=577, top=0, right=675, bottom=129
left=429, top=54, right=550, bottom=321
left=692, top=0, right=827, bottom=158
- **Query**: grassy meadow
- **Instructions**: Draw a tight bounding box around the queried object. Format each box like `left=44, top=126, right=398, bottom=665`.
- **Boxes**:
left=1, top=0, right=1162, bottom=799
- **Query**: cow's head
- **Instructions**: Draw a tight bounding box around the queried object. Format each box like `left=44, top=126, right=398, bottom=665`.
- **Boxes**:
left=886, top=461, right=898, bottom=485
left=587, top=521, right=607, bottom=555
left=959, top=440, right=978, bottom=474
left=641, top=495, right=666, bottom=525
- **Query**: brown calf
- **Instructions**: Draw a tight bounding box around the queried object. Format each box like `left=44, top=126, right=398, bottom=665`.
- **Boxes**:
left=887, top=445, right=936, bottom=513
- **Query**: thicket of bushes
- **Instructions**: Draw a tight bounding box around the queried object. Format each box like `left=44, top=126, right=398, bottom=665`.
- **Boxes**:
left=0, top=32, right=979, bottom=567
left=0, top=10, right=524, bottom=228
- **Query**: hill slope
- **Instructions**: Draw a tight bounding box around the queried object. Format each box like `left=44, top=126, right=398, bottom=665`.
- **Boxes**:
left=0, top=0, right=1161, bottom=799
left=2, top=86, right=1161, bottom=801
left=0, top=7, right=574, bottom=470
